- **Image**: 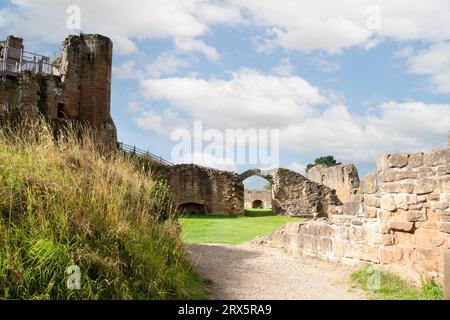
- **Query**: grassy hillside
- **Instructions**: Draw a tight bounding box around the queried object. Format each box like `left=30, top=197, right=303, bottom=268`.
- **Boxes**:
left=0, top=119, right=206, bottom=300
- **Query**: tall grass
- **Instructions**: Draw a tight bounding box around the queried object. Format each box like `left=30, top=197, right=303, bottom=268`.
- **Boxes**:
left=0, top=117, right=206, bottom=299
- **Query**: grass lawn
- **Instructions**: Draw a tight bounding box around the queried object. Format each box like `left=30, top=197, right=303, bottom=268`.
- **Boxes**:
left=179, top=209, right=304, bottom=244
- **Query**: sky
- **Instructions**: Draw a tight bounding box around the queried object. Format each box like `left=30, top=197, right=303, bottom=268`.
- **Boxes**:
left=1, top=0, right=450, bottom=188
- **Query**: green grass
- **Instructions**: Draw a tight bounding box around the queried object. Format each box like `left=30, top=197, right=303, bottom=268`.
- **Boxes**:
left=351, top=265, right=443, bottom=300
left=179, top=208, right=303, bottom=244
left=0, top=118, right=207, bottom=300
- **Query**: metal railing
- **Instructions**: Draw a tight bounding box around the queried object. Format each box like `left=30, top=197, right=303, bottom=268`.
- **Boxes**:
left=117, top=142, right=174, bottom=166
left=0, top=47, right=61, bottom=79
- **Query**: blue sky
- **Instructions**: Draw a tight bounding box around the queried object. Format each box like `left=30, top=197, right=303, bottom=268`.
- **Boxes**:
left=1, top=0, right=450, bottom=188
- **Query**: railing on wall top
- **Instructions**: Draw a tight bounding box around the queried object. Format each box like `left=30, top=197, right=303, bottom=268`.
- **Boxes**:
left=117, top=142, right=174, bottom=166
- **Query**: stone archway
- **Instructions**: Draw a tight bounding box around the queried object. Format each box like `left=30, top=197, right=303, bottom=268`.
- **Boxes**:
left=178, top=202, right=207, bottom=215
left=252, top=199, right=264, bottom=209
left=162, top=164, right=341, bottom=217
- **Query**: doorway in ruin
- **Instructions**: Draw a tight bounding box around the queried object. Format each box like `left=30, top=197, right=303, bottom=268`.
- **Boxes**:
left=252, top=200, right=264, bottom=209
left=178, top=202, right=207, bottom=215
left=243, top=175, right=272, bottom=210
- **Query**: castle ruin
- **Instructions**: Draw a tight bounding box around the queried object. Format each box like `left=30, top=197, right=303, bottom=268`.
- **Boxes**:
left=0, top=34, right=117, bottom=149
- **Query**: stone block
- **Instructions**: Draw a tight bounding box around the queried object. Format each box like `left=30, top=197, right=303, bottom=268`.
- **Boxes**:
left=379, top=246, right=403, bottom=264
left=364, top=194, right=381, bottom=208
left=382, top=182, right=414, bottom=193
left=408, top=152, right=424, bottom=168
left=423, top=149, right=450, bottom=167
left=394, top=194, right=418, bottom=209
left=414, top=179, right=436, bottom=195
left=388, top=153, right=409, bottom=168
left=431, top=201, right=449, bottom=210
left=380, top=195, right=396, bottom=211
left=408, top=203, right=423, bottom=210
left=364, top=206, right=378, bottom=218
left=440, top=223, right=450, bottom=234
left=376, top=154, right=390, bottom=172
left=428, top=193, right=440, bottom=201
left=388, top=221, right=414, bottom=232
left=406, top=210, right=426, bottom=222
left=361, top=173, right=378, bottom=194
left=374, top=233, right=395, bottom=246
left=415, top=228, right=445, bottom=248
left=343, top=201, right=363, bottom=216
left=436, top=177, right=450, bottom=193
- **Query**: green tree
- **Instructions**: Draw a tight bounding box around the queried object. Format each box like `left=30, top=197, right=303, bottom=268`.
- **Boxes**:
left=306, top=155, right=342, bottom=172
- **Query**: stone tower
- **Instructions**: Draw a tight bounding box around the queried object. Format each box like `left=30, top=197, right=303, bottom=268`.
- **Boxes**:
left=61, top=34, right=114, bottom=128
left=0, top=33, right=117, bottom=149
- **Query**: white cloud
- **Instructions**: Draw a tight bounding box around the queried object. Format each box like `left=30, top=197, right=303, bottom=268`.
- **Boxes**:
left=286, top=162, right=306, bottom=174
left=146, top=53, right=189, bottom=78
left=139, top=68, right=329, bottom=129
left=233, top=0, right=450, bottom=54
left=174, top=38, right=220, bottom=62
left=113, top=60, right=142, bottom=79
left=0, top=0, right=223, bottom=54
left=309, top=54, right=340, bottom=73
left=5, top=1, right=450, bottom=56
left=136, top=69, right=450, bottom=164
left=272, top=57, right=294, bottom=76
left=406, top=42, right=450, bottom=93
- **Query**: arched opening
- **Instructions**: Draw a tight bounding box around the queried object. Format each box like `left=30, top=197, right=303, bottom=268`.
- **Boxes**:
left=243, top=175, right=272, bottom=212
left=178, top=202, right=206, bottom=215
left=252, top=199, right=264, bottom=209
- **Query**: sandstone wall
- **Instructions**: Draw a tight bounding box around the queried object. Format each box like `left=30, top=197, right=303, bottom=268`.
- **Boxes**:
left=263, top=147, right=450, bottom=281
left=244, top=190, right=272, bottom=208
left=271, top=168, right=342, bottom=217
left=164, top=164, right=244, bottom=216
left=307, top=164, right=360, bottom=202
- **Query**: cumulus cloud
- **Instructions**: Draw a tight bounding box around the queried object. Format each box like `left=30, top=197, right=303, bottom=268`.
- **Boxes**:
left=174, top=38, right=220, bottom=62
left=0, top=0, right=228, bottom=54
left=405, top=42, right=450, bottom=93
left=4, top=0, right=450, bottom=56
left=139, top=68, right=329, bottom=129
left=271, top=58, right=294, bottom=76
left=135, top=69, right=450, bottom=164
left=234, top=0, right=450, bottom=54
left=146, top=53, right=189, bottom=78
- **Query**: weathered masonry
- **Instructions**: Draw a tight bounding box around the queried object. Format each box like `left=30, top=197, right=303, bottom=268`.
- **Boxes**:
left=307, top=164, right=360, bottom=203
left=0, top=34, right=117, bottom=149
left=162, top=165, right=341, bottom=217
left=262, top=139, right=450, bottom=282
left=245, top=190, right=272, bottom=209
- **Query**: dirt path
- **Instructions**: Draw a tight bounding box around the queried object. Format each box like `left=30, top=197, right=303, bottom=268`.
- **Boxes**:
left=187, top=243, right=367, bottom=300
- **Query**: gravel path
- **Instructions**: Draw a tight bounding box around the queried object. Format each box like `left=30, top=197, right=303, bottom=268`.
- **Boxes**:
left=187, top=242, right=367, bottom=300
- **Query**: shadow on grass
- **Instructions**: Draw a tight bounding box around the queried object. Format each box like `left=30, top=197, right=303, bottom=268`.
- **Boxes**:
left=181, top=208, right=276, bottom=219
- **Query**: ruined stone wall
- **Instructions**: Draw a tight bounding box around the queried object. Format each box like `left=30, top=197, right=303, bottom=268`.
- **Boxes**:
left=262, top=147, right=450, bottom=282
left=307, top=164, right=360, bottom=202
left=164, top=164, right=244, bottom=216
left=244, top=190, right=272, bottom=208
left=271, top=168, right=342, bottom=217
left=0, top=34, right=117, bottom=149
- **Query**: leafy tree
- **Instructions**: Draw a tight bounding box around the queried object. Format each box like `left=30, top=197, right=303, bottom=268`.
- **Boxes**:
left=306, top=156, right=342, bottom=172
left=264, top=183, right=272, bottom=190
